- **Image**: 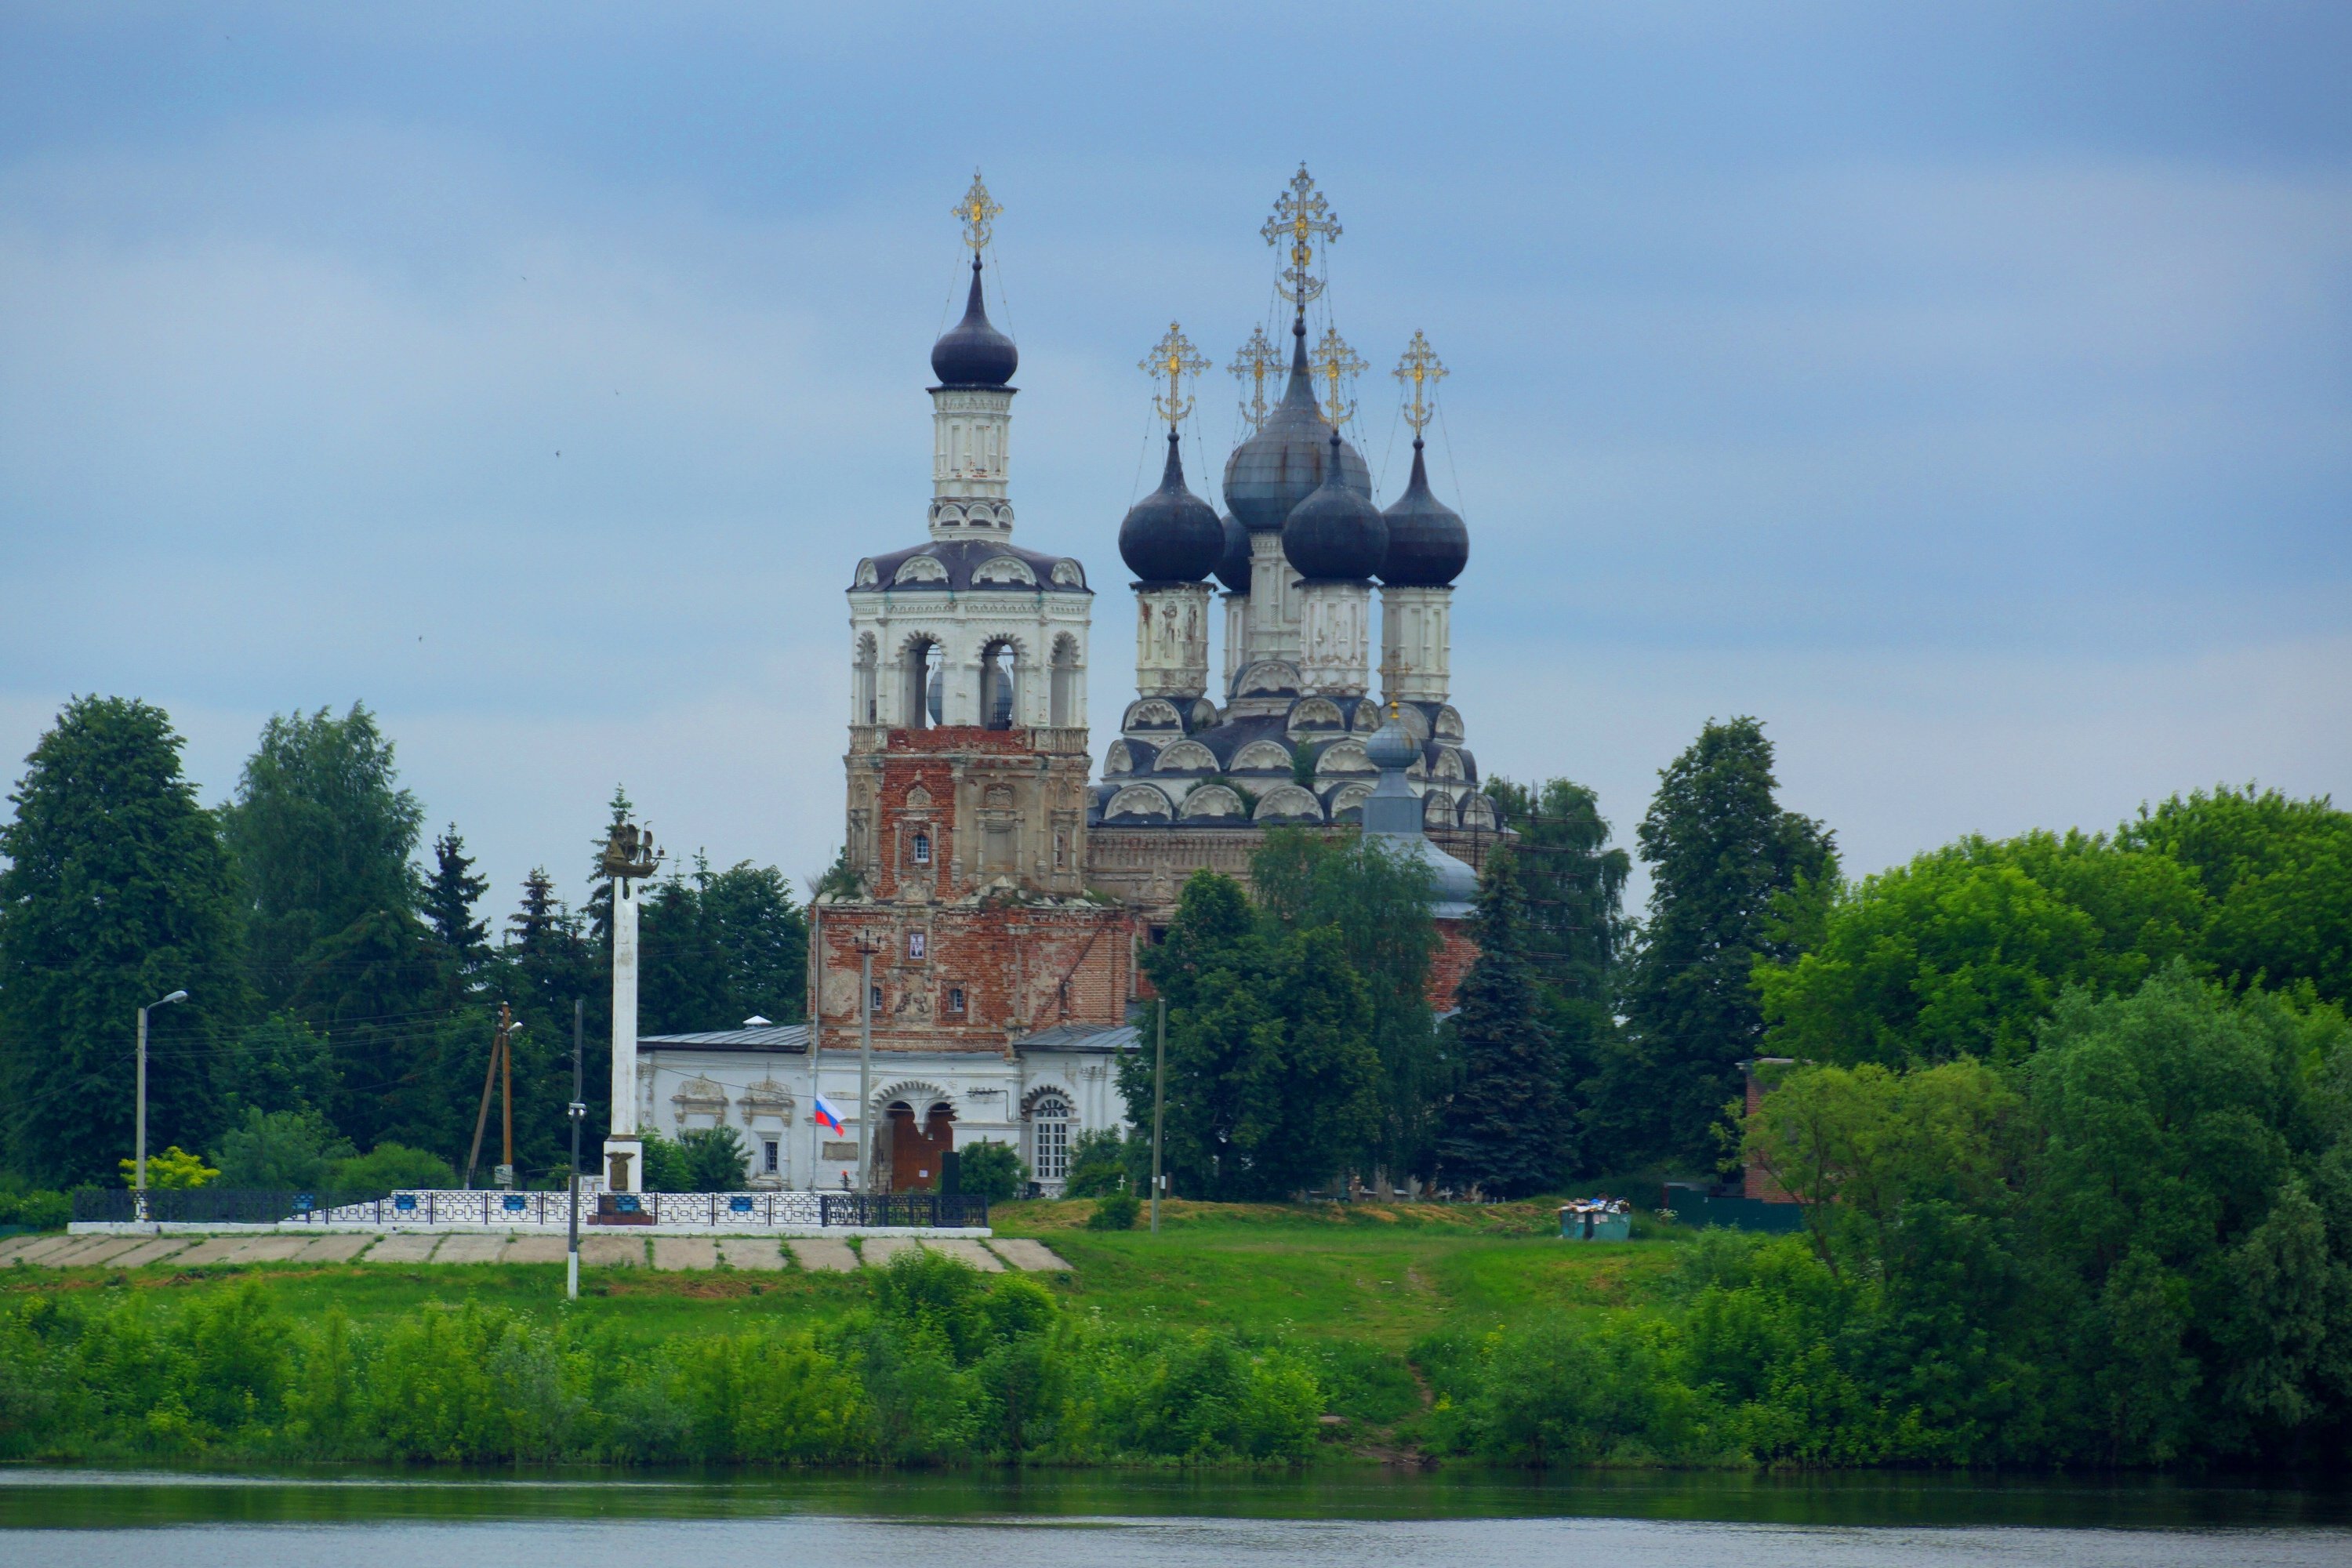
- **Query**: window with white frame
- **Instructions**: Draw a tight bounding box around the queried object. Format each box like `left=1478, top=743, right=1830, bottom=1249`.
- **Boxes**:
left=912, top=831, right=931, bottom=865
left=908, top=931, right=926, bottom=960
left=947, top=985, right=966, bottom=1014
left=1029, top=1092, right=1073, bottom=1182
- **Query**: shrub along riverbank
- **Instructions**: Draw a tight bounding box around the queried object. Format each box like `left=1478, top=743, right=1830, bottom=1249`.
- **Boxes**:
left=0, top=1250, right=1326, bottom=1465
left=13, top=966, right=2352, bottom=1479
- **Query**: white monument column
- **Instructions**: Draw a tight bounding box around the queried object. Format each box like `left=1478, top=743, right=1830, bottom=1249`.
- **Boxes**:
left=601, top=822, right=659, bottom=1193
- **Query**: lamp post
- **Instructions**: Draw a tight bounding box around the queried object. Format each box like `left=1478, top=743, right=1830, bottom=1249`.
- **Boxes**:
left=135, top=989, right=189, bottom=1222
left=568, top=996, right=585, bottom=1301
left=1150, top=996, right=1167, bottom=1234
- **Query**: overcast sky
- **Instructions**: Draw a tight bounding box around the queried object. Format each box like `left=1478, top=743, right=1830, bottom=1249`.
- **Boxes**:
left=2, top=2, right=2346, bottom=920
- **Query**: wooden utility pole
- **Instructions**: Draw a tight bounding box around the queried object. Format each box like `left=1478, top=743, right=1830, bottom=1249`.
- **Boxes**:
left=465, top=1003, right=517, bottom=1190
left=852, top=931, right=884, bottom=1196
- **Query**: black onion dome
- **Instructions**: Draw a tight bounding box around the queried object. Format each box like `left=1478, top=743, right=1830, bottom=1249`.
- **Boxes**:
left=1118, top=432, right=1225, bottom=583
left=1377, top=439, right=1468, bottom=586
left=930, top=257, right=1018, bottom=387
left=1282, top=431, right=1388, bottom=581
left=1213, top=510, right=1251, bottom=593
left=1221, top=315, right=1370, bottom=532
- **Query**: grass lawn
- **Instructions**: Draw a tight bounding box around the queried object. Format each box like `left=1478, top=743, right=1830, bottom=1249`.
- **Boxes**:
left=3, top=1198, right=1681, bottom=1363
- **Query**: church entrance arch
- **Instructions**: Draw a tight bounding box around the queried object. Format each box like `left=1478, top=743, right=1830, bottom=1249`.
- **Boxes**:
left=875, top=1083, right=956, bottom=1192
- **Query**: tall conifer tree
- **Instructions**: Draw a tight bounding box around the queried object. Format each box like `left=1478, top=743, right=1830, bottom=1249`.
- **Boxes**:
left=1437, top=847, right=1559, bottom=1199
left=423, top=824, right=489, bottom=972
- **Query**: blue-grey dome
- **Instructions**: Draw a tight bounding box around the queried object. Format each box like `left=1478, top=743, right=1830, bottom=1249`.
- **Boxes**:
left=1213, top=510, right=1250, bottom=593
left=1282, top=431, right=1388, bottom=582
left=1364, top=707, right=1419, bottom=771
left=930, top=258, right=1018, bottom=388
left=1378, top=438, right=1468, bottom=587
left=1221, top=314, right=1369, bottom=532
left=1118, top=433, right=1224, bottom=583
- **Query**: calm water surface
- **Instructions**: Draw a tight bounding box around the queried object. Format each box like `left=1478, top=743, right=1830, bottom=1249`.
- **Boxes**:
left=2, top=1468, right=2347, bottom=1567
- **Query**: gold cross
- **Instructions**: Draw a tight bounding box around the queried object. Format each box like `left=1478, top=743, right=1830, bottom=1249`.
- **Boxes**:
left=1377, top=648, right=1406, bottom=719
left=1139, top=322, right=1207, bottom=430
left=953, top=169, right=1002, bottom=255
left=1310, top=326, right=1367, bottom=427
left=1393, top=330, right=1448, bottom=434
left=1259, top=163, right=1340, bottom=310
left=1228, top=325, right=1280, bottom=430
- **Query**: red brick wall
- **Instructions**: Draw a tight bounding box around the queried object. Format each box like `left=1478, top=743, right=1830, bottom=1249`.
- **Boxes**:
left=1428, top=918, right=1479, bottom=1013
left=815, top=898, right=1134, bottom=1051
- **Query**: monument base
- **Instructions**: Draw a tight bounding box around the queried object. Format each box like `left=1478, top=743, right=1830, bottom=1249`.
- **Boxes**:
left=602, top=1135, right=644, bottom=1195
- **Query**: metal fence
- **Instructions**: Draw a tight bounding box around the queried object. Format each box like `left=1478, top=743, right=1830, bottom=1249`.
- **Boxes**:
left=72, top=1188, right=392, bottom=1225
left=75, top=1187, right=987, bottom=1229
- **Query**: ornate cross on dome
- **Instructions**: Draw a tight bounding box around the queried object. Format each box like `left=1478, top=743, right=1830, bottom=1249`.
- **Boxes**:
left=953, top=170, right=1003, bottom=255
left=1228, top=325, right=1280, bottom=430
left=1394, top=330, right=1448, bottom=434
left=1310, top=325, right=1367, bottom=427
left=1139, top=323, right=1207, bottom=430
left=1260, top=163, right=1341, bottom=310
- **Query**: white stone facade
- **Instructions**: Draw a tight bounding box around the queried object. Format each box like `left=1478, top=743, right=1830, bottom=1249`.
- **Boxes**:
left=637, top=1029, right=1132, bottom=1196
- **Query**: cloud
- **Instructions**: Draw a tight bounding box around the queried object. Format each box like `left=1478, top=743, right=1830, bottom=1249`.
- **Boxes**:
left=0, top=18, right=2345, bottom=927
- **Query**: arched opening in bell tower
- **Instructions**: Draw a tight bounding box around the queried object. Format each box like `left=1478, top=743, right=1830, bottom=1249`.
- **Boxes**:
left=853, top=633, right=878, bottom=725
left=1050, top=633, right=1080, bottom=728
left=980, top=638, right=1019, bottom=730
left=903, top=638, right=944, bottom=729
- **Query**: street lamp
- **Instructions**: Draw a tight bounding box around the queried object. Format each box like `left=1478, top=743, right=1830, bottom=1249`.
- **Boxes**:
left=136, top=989, right=189, bottom=1221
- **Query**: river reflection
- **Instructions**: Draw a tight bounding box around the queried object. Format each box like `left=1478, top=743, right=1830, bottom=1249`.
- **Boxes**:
left=2, top=1469, right=2348, bottom=1566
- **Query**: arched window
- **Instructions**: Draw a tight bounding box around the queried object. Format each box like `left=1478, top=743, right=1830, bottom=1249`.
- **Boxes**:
left=1027, top=1092, right=1073, bottom=1182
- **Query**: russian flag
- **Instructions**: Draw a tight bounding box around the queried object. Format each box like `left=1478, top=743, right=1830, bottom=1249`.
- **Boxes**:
left=812, top=1094, right=845, bottom=1135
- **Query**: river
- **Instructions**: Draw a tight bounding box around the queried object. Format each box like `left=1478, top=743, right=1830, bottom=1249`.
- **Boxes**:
left=2, top=1468, right=2347, bottom=1566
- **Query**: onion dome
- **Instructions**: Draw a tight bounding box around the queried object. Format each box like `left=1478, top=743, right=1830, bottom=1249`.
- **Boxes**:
left=930, top=256, right=1018, bottom=387
left=1213, top=510, right=1250, bottom=593
left=1282, top=431, right=1388, bottom=581
left=1377, top=437, right=1468, bottom=586
left=1364, top=705, right=1419, bottom=771
left=1118, top=432, right=1225, bottom=583
left=1221, top=315, right=1370, bottom=532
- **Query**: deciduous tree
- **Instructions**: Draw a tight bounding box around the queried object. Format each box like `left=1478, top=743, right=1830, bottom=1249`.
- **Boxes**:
left=0, top=697, right=249, bottom=1185
left=1621, top=717, right=1835, bottom=1167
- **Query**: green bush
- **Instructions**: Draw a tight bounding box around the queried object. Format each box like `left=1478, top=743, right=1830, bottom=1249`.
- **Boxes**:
left=959, top=1140, right=1026, bottom=1201
left=0, top=1189, right=68, bottom=1231
left=637, top=1132, right=691, bottom=1192
left=212, top=1108, right=354, bottom=1191
left=1087, top=1191, right=1141, bottom=1231
left=677, top=1127, right=749, bottom=1192
left=331, top=1142, right=458, bottom=1193
left=1063, top=1128, right=1127, bottom=1198
left=0, top=1254, right=1326, bottom=1466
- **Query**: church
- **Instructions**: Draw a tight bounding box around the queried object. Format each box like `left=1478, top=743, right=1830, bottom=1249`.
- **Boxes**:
left=634, top=170, right=1494, bottom=1196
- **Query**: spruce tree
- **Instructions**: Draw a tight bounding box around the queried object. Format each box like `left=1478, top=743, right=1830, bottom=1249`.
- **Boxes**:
left=1437, top=846, right=1560, bottom=1199
left=1486, top=776, right=1631, bottom=1178
left=499, top=867, right=602, bottom=1162
left=422, top=824, right=489, bottom=972
left=1618, top=716, right=1835, bottom=1168
left=704, top=861, right=810, bottom=1023
left=0, top=698, right=249, bottom=1185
